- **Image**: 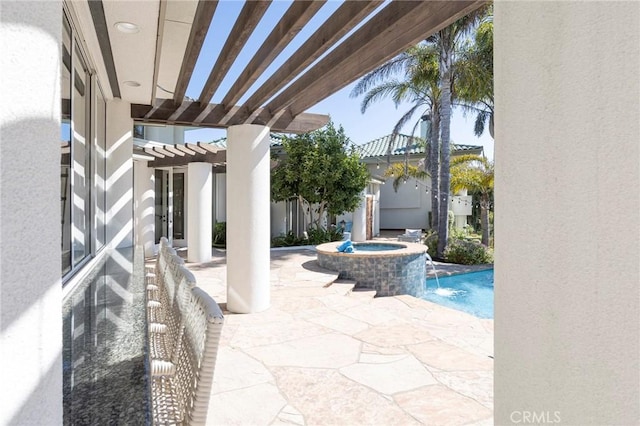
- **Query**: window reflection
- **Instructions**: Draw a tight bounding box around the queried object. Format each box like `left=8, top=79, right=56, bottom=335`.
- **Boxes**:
left=61, top=15, right=72, bottom=275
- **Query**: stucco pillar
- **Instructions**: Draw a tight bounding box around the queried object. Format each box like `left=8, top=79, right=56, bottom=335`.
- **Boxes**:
left=495, top=2, right=639, bottom=424
left=187, top=162, right=212, bottom=263
left=351, top=192, right=367, bottom=242
left=133, top=161, right=155, bottom=256
left=105, top=100, right=133, bottom=248
left=1, top=1, right=63, bottom=424
left=226, top=124, right=270, bottom=313
left=373, top=184, right=381, bottom=237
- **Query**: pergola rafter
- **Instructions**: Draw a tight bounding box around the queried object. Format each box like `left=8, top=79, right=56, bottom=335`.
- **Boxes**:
left=132, top=0, right=488, bottom=133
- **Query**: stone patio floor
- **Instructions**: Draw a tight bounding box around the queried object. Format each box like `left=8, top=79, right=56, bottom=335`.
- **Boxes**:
left=181, top=247, right=494, bottom=425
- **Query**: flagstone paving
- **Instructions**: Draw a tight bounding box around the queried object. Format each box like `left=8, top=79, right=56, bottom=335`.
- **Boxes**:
left=181, top=247, right=494, bottom=425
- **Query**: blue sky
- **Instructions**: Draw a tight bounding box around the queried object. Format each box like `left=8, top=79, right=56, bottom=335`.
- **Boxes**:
left=182, top=1, right=494, bottom=159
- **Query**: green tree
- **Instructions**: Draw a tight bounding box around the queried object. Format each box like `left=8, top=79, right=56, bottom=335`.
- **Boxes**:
left=382, top=162, right=429, bottom=192
left=450, top=154, right=494, bottom=246
left=271, top=122, right=369, bottom=230
left=351, top=44, right=442, bottom=231
left=456, top=9, right=494, bottom=138
left=433, top=7, right=489, bottom=258
left=351, top=6, right=490, bottom=258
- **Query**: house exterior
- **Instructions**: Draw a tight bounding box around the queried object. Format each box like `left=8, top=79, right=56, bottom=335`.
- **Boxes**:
left=1, top=1, right=638, bottom=425
left=338, top=132, right=483, bottom=232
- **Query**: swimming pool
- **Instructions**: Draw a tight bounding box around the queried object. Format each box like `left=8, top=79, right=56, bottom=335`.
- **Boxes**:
left=423, top=269, right=494, bottom=319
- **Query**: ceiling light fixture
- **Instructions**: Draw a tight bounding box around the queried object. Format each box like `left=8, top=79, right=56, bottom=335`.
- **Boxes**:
left=114, top=21, right=139, bottom=34
left=123, top=80, right=141, bottom=87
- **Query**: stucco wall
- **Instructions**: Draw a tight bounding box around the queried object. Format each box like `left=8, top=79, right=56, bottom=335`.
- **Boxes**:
left=133, top=161, right=155, bottom=256
left=106, top=100, right=134, bottom=248
left=0, top=1, right=63, bottom=424
left=375, top=164, right=431, bottom=230
left=495, top=2, right=640, bottom=424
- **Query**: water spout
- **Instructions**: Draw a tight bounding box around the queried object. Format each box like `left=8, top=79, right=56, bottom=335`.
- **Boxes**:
left=425, top=253, right=441, bottom=289
left=425, top=254, right=459, bottom=297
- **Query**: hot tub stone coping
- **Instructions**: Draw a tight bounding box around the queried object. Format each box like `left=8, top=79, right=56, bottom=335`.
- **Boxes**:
left=316, top=241, right=427, bottom=257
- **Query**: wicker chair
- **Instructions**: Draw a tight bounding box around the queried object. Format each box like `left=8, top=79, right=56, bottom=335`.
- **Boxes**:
left=150, top=283, right=224, bottom=425
left=146, top=240, right=224, bottom=425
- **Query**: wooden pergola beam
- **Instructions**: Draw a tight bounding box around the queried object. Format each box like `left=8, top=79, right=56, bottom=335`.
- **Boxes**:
left=266, top=0, right=486, bottom=117
left=150, top=0, right=167, bottom=104
left=184, top=143, right=207, bottom=154
left=197, top=0, right=271, bottom=107
left=172, top=0, right=219, bottom=105
left=219, top=0, right=325, bottom=109
left=131, top=100, right=329, bottom=133
left=148, top=149, right=227, bottom=168
left=164, top=145, right=186, bottom=156
left=230, top=0, right=382, bottom=124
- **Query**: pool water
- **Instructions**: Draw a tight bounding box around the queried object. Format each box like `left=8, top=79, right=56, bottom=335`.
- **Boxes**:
left=423, top=269, right=494, bottom=319
left=352, top=243, right=404, bottom=251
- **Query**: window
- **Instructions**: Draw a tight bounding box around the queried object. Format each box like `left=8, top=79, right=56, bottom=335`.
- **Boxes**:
left=61, top=9, right=104, bottom=279
left=61, top=15, right=72, bottom=274
left=95, top=87, right=106, bottom=250
left=133, top=124, right=145, bottom=139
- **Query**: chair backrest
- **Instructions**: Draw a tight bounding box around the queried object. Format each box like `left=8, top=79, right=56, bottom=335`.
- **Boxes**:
left=175, top=286, right=224, bottom=426
left=405, top=229, right=422, bottom=237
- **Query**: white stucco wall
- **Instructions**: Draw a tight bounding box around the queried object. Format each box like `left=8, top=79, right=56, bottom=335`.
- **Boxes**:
left=270, top=201, right=287, bottom=237
left=0, top=1, right=63, bottom=424
left=133, top=161, right=155, bottom=256
left=214, top=173, right=227, bottom=222
left=495, top=2, right=639, bottom=424
left=375, top=164, right=431, bottom=230
left=106, top=100, right=134, bottom=248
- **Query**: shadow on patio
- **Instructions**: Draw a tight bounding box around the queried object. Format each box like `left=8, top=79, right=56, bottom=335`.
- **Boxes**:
left=168, top=247, right=493, bottom=425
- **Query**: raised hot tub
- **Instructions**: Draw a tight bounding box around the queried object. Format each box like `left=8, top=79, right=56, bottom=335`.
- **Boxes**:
left=316, top=241, right=427, bottom=297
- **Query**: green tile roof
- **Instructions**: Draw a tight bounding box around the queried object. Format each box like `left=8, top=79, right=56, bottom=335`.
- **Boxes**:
left=354, top=134, right=482, bottom=160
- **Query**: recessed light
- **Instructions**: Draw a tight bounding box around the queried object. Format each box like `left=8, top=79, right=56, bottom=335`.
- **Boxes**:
left=114, top=21, right=139, bottom=33
left=123, top=81, right=141, bottom=87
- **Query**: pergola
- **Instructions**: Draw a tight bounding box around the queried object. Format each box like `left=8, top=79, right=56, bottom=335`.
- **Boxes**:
left=88, top=0, right=485, bottom=132
left=85, top=0, right=487, bottom=314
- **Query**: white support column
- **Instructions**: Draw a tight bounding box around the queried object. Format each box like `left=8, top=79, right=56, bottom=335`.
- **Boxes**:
left=105, top=100, right=134, bottom=248
left=133, top=161, right=155, bottom=256
left=351, top=192, right=367, bottom=242
left=495, top=2, right=639, bottom=424
left=226, top=124, right=271, bottom=313
left=1, top=2, right=62, bottom=424
left=373, top=184, right=381, bottom=237
left=187, top=162, right=212, bottom=263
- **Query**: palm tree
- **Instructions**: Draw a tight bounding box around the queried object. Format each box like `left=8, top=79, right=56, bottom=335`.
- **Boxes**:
left=350, top=44, right=442, bottom=230
left=450, top=154, right=494, bottom=246
left=455, top=10, right=494, bottom=138
left=433, top=6, right=489, bottom=258
left=382, top=162, right=429, bottom=192
left=352, top=6, right=490, bottom=258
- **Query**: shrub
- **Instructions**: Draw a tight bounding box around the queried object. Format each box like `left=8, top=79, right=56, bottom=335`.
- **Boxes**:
left=213, top=222, right=226, bottom=248
left=271, top=227, right=343, bottom=247
left=423, top=230, right=438, bottom=259
left=306, top=226, right=343, bottom=245
left=271, top=231, right=305, bottom=247
left=444, top=239, right=493, bottom=265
